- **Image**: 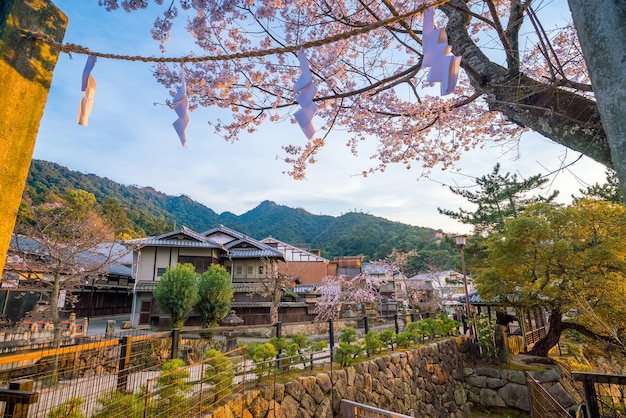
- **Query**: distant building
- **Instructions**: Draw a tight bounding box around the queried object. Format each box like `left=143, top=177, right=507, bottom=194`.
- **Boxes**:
left=406, top=270, right=474, bottom=314
left=128, top=225, right=289, bottom=327
left=3, top=237, right=133, bottom=323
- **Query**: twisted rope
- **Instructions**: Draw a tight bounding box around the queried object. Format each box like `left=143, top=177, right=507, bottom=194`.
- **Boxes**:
left=21, top=1, right=448, bottom=63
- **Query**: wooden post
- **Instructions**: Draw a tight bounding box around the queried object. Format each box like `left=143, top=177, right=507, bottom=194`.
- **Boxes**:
left=1, top=379, right=38, bottom=418
left=170, top=328, right=181, bottom=360
left=117, top=336, right=133, bottom=392
left=0, top=0, right=67, bottom=274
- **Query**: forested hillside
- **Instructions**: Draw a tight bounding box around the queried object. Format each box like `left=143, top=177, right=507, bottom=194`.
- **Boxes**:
left=23, top=160, right=457, bottom=269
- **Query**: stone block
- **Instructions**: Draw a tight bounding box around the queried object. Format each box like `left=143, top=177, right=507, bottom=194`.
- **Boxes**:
left=486, top=377, right=507, bottom=389
left=546, top=382, right=575, bottom=408
left=498, top=383, right=530, bottom=411
left=529, top=369, right=560, bottom=383
left=479, top=388, right=506, bottom=407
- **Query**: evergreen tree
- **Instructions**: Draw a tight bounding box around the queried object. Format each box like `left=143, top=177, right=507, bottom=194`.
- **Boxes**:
left=154, top=264, right=199, bottom=329
left=197, top=265, right=233, bottom=327
left=438, top=164, right=559, bottom=236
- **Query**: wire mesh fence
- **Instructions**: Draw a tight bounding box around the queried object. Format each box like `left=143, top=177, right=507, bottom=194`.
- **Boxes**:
left=527, top=372, right=572, bottom=418
left=0, top=312, right=443, bottom=417
left=573, top=372, right=626, bottom=417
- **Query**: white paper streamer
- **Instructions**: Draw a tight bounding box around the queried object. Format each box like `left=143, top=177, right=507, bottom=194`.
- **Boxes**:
left=172, top=64, right=190, bottom=148
left=294, top=47, right=317, bottom=139
left=77, top=55, right=97, bottom=126
left=422, top=7, right=461, bottom=96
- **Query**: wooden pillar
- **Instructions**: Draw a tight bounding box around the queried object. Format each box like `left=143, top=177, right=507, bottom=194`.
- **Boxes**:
left=0, top=0, right=67, bottom=274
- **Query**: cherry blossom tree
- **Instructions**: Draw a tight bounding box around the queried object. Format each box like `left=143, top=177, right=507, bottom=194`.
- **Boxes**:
left=95, top=0, right=616, bottom=184
left=11, top=189, right=121, bottom=345
left=315, top=272, right=387, bottom=320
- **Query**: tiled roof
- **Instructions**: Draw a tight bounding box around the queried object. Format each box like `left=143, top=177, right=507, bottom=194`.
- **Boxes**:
left=232, top=283, right=266, bottom=293
left=9, top=236, right=132, bottom=278
left=227, top=248, right=284, bottom=259
left=128, top=239, right=221, bottom=248
left=127, top=226, right=221, bottom=248
left=362, top=263, right=393, bottom=275
left=135, top=282, right=156, bottom=291
left=201, top=224, right=246, bottom=240
left=294, top=284, right=320, bottom=294
left=231, top=302, right=309, bottom=308
left=459, top=290, right=484, bottom=304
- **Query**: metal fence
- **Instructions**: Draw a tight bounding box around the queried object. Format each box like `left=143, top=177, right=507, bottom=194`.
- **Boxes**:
left=0, top=313, right=409, bottom=417
left=573, top=372, right=626, bottom=417
left=527, top=372, right=572, bottom=418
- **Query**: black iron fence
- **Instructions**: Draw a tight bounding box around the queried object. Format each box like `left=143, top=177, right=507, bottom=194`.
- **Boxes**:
left=0, top=313, right=415, bottom=417
left=573, top=372, right=626, bottom=417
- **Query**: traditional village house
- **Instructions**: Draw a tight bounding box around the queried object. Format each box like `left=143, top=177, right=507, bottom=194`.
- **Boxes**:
left=128, top=225, right=306, bottom=327
left=360, top=262, right=407, bottom=318
left=3, top=237, right=133, bottom=324
left=261, top=237, right=337, bottom=320
left=406, top=270, right=475, bottom=317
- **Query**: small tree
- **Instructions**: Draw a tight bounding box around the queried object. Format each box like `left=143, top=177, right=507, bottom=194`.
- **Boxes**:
left=197, top=265, right=233, bottom=327
left=154, top=264, right=198, bottom=329
left=48, top=398, right=85, bottom=418
left=96, top=390, right=144, bottom=418
left=315, top=273, right=386, bottom=320
left=204, top=349, right=234, bottom=399
left=12, top=189, right=122, bottom=347
left=156, top=359, right=191, bottom=417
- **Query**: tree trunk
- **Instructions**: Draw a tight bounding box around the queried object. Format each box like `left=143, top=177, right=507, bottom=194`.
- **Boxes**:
left=270, top=286, right=282, bottom=324
left=0, top=1, right=67, bottom=275
left=568, top=0, right=626, bottom=201
left=50, top=273, right=63, bottom=348
left=441, top=0, right=611, bottom=168
left=528, top=308, right=564, bottom=357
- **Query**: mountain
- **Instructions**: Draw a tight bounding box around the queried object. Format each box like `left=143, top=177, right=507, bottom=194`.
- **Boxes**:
left=24, top=160, right=451, bottom=261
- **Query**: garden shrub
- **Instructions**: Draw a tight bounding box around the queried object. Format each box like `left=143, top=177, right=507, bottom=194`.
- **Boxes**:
left=48, top=398, right=85, bottom=418
left=156, top=359, right=191, bottom=417
left=364, top=331, right=382, bottom=355
left=96, top=390, right=144, bottom=418
left=379, top=328, right=396, bottom=351
left=204, top=349, right=234, bottom=399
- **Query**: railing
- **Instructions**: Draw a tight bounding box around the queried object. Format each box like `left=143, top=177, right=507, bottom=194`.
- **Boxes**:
left=525, top=326, right=546, bottom=347
left=527, top=372, right=571, bottom=418
left=573, top=372, right=626, bottom=417
left=0, top=313, right=434, bottom=417
left=340, top=399, right=413, bottom=418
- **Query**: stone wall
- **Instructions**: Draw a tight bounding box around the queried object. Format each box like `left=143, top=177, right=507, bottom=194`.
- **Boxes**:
left=464, top=366, right=531, bottom=411
left=206, top=337, right=472, bottom=418
left=464, top=360, right=580, bottom=414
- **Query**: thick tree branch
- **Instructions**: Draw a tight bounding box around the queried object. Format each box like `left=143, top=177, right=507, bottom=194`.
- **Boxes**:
left=441, top=0, right=611, bottom=168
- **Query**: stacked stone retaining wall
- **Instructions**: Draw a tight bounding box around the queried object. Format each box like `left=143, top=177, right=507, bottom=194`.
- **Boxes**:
left=207, top=337, right=473, bottom=418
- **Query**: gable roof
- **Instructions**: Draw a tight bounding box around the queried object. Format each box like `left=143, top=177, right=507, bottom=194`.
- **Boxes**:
left=261, top=237, right=329, bottom=263
left=7, top=236, right=132, bottom=278
left=225, top=237, right=285, bottom=260
left=127, top=226, right=221, bottom=249
left=201, top=224, right=245, bottom=242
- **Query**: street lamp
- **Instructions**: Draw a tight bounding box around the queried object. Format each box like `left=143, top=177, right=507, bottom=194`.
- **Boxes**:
left=455, top=235, right=473, bottom=339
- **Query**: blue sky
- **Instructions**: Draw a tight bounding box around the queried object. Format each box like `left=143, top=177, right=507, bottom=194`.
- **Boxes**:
left=34, top=1, right=607, bottom=235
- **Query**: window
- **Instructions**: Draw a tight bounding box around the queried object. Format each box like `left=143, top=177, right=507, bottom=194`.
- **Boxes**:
left=258, top=265, right=264, bottom=275
left=247, top=265, right=254, bottom=275
left=235, top=265, right=243, bottom=275
left=156, top=267, right=166, bottom=277
left=178, top=256, right=215, bottom=274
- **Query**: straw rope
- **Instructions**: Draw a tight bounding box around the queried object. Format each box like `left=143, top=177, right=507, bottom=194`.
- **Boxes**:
left=20, top=1, right=448, bottom=63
